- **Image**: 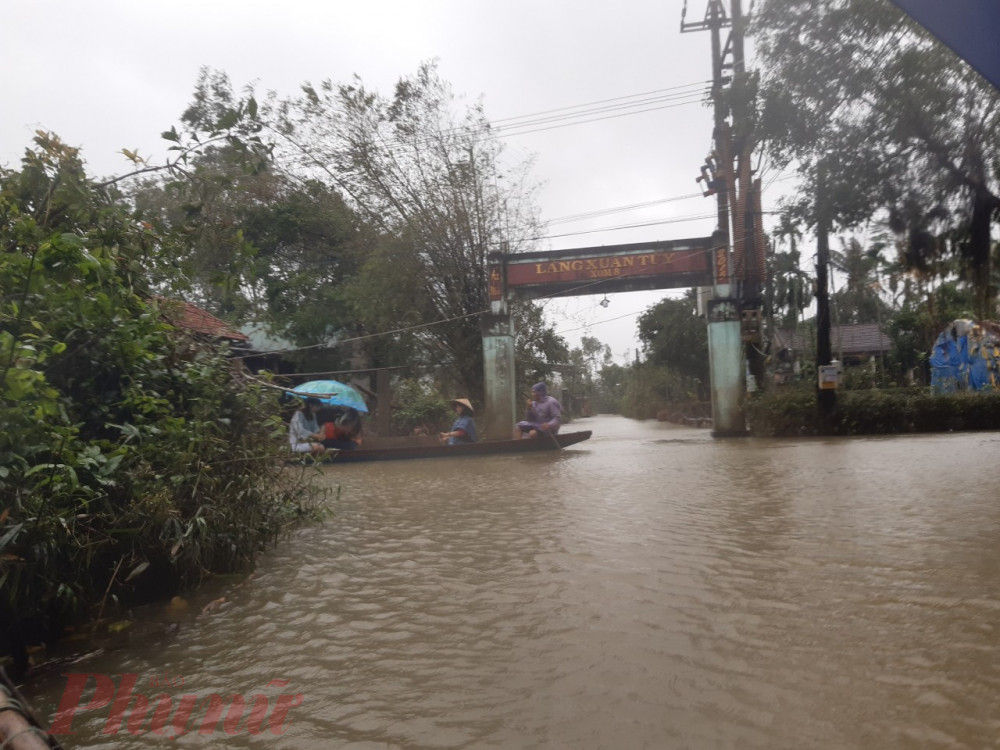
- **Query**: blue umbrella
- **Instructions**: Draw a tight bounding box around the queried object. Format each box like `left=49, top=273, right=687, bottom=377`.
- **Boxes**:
left=289, top=379, right=369, bottom=413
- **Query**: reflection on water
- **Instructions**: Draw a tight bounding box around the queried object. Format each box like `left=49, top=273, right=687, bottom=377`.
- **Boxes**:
left=22, top=416, right=1000, bottom=749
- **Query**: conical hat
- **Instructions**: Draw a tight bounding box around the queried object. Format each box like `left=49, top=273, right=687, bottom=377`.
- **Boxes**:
left=450, top=398, right=474, bottom=413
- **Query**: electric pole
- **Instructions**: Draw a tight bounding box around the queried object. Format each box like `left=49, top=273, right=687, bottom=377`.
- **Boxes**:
left=683, top=0, right=763, bottom=435
left=815, top=159, right=836, bottom=433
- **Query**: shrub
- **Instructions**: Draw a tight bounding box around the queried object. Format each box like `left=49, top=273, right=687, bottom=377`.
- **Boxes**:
left=389, top=378, right=451, bottom=435
left=745, top=386, right=1000, bottom=437
left=1, top=135, right=323, bottom=675
left=745, top=386, right=818, bottom=436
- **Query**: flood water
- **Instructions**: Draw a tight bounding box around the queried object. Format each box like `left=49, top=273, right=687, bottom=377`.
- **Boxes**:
left=21, top=415, right=1000, bottom=749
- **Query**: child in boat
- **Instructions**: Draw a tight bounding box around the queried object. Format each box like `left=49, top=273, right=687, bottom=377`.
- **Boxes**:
left=440, top=398, right=478, bottom=445
left=321, top=407, right=363, bottom=450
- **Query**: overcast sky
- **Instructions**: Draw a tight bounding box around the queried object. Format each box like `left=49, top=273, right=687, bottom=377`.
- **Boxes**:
left=2, top=0, right=742, bottom=362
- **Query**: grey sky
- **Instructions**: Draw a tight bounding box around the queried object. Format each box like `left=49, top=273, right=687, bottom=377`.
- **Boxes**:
left=2, top=0, right=730, bottom=361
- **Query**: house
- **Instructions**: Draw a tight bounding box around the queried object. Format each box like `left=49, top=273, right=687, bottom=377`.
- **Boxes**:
left=772, top=323, right=892, bottom=365
left=154, top=298, right=250, bottom=346
left=770, top=323, right=892, bottom=385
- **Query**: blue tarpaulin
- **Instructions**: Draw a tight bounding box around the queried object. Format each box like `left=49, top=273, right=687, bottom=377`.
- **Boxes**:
left=891, top=0, right=1000, bottom=91
left=930, top=320, right=1000, bottom=393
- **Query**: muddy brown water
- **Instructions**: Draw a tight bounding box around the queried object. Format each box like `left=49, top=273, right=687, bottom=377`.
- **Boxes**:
left=21, top=415, right=1000, bottom=748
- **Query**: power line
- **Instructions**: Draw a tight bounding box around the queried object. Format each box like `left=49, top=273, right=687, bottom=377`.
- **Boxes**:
left=555, top=308, right=651, bottom=337
left=489, top=87, right=711, bottom=137
left=490, top=94, right=710, bottom=140
left=489, top=81, right=711, bottom=127
left=540, top=211, right=720, bottom=240
left=233, top=307, right=489, bottom=359
left=546, top=193, right=706, bottom=225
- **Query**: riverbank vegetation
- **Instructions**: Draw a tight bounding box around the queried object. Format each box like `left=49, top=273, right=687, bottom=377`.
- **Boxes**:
left=0, top=135, right=323, bottom=677
left=745, top=387, right=1000, bottom=437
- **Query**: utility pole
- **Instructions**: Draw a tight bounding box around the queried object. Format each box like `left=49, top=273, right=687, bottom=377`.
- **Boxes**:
left=815, top=160, right=836, bottom=433
left=683, top=0, right=733, bottom=259
left=683, top=0, right=760, bottom=436
left=726, top=0, right=766, bottom=397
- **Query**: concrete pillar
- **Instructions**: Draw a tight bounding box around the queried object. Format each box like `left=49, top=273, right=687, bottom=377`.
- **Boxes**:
left=481, top=304, right=517, bottom=440
left=706, top=285, right=747, bottom=436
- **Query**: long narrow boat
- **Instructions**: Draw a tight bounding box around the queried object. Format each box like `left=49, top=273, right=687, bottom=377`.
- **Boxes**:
left=316, top=430, right=592, bottom=463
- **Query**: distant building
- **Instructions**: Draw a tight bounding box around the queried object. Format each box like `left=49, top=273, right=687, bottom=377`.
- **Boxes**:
left=154, top=297, right=250, bottom=346
left=152, top=298, right=285, bottom=371
left=770, top=323, right=892, bottom=385
left=772, top=323, right=892, bottom=365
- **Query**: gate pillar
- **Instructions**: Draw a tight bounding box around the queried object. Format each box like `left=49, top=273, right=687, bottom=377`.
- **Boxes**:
left=481, top=302, right=517, bottom=439
left=706, top=285, right=747, bottom=436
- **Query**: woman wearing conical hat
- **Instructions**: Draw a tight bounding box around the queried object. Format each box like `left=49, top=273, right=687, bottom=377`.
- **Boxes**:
left=440, top=398, right=478, bottom=445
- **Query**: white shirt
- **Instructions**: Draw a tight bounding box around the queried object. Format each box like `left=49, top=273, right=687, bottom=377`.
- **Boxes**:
left=289, top=410, right=320, bottom=447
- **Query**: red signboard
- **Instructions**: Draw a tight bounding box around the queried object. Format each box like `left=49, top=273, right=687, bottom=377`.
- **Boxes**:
left=488, top=265, right=503, bottom=302
left=500, top=239, right=714, bottom=299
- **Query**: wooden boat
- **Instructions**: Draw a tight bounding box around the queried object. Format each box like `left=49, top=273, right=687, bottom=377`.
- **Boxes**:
left=315, top=430, right=592, bottom=463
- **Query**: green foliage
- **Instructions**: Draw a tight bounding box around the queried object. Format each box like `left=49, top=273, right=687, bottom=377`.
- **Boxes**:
left=636, top=292, right=709, bottom=397
left=829, top=236, right=891, bottom=325
left=560, top=336, right=612, bottom=415
left=274, top=61, right=545, bottom=399
left=594, top=362, right=628, bottom=413
left=746, top=385, right=1000, bottom=436
left=131, top=148, right=369, bottom=373
left=1, top=134, right=321, bottom=663
left=752, top=0, right=1000, bottom=316
left=514, top=301, right=570, bottom=397
left=766, top=240, right=814, bottom=328
left=618, top=363, right=693, bottom=420
left=388, top=378, right=451, bottom=435
left=134, top=64, right=555, bottom=403
left=744, top=387, right=819, bottom=437
left=884, top=281, right=976, bottom=385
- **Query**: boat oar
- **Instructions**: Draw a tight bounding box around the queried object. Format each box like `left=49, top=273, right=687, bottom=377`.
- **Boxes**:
left=540, top=426, right=562, bottom=451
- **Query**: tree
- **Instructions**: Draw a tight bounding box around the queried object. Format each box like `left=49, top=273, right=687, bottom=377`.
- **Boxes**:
left=828, top=236, right=891, bottom=324
left=752, top=0, right=1000, bottom=317
left=1, top=134, right=314, bottom=672
left=272, top=61, right=545, bottom=398
left=886, top=281, right=976, bottom=385
left=579, top=336, right=612, bottom=383
left=594, top=361, right=628, bottom=413
left=766, top=236, right=814, bottom=329
left=126, top=70, right=372, bottom=373
left=132, top=161, right=372, bottom=372
left=561, top=336, right=612, bottom=415
left=636, top=291, right=709, bottom=398
left=513, top=301, right=570, bottom=396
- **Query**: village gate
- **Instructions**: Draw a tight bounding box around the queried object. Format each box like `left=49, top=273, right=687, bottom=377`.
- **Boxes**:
left=481, top=236, right=746, bottom=438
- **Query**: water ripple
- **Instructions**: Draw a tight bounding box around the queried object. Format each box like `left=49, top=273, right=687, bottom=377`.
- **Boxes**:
left=23, top=418, right=1000, bottom=749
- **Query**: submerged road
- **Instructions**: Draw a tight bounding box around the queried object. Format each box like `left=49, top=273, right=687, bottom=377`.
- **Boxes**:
left=23, top=415, right=1000, bottom=748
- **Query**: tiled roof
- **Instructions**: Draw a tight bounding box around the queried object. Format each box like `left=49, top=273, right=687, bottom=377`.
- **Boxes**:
left=774, top=323, right=891, bottom=355
left=154, top=298, right=250, bottom=342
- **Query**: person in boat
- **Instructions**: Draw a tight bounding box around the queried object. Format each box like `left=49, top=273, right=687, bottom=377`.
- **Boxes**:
left=516, top=381, right=562, bottom=438
left=321, top=407, right=364, bottom=450
left=440, top=398, right=478, bottom=445
left=289, top=396, right=327, bottom=456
